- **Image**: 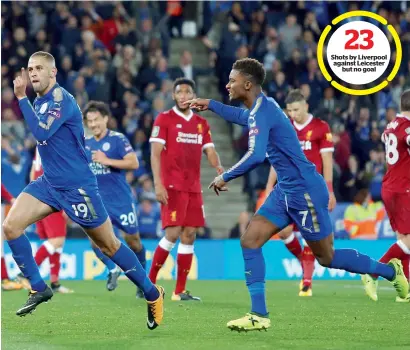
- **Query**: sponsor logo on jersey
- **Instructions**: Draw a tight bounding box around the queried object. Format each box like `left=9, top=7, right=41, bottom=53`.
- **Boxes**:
left=152, top=126, right=160, bottom=137
left=306, top=130, right=312, bottom=140
left=102, top=142, right=110, bottom=151
left=90, top=162, right=111, bottom=175
left=39, top=102, right=48, bottom=114
left=176, top=124, right=182, bottom=128
left=176, top=132, right=203, bottom=144
left=197, top=124, right=203, bottom=133
left=387, top=121, right=399, bottom=130
left=300, top=140, right=312, bottom=150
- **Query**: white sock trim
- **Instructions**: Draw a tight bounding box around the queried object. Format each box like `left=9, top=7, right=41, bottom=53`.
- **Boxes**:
left=159, top=237, right=176, bottom=252
left=44, top=241, right=56, bottom=255
left=397, top=240, right=410, bottom=255
left=177, top=243, right=194, bottom=254
left=282, top=232, right=295, bottom=245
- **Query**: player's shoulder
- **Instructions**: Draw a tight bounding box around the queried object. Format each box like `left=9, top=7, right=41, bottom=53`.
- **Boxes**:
left=108, top=130, right=130, bottom=143
left=311, top=117, right=331, bottom=130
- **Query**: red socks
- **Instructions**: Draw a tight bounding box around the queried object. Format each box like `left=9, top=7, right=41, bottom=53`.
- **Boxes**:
left=149, top=238, right=175, bottom=284
left=1, top=257, right=9, bottom=280
left=301, top=246, right=315, bottom=287
left=175, top=244, right=194, bottom=294
left=49, top=249, right=62, bottom=284
left=283, top=233, right=303, bottom=260
left=34, top=243, right=53, bottom=266
left=374, top=241, right=410, bottom=280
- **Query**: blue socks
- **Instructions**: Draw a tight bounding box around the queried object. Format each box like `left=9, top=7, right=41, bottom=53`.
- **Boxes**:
left=135, top=244, right=146, bottom=270
left=92, top=246, right=117, bottom=271
left=242, top=248, right=268, bottom=316
left=8, top=235, right=47, bottom=292
left=110, top=243, right=159, bottom=301
left=329, top=249, right=395, bottom=281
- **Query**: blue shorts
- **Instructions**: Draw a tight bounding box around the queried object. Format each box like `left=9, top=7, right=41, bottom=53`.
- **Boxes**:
left=24, top=176, right=108, bottom=229
left=106, top=202, right=139, bottom=235
left=256, top=181, right=332, bottom=241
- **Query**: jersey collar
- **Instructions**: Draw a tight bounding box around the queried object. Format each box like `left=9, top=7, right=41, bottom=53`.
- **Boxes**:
left=173, top=106, right=193, bottom=121
left=293, top=114, right=313, bottom=131
left=34, top=83, right=60, bottom=104
left=396, top=114, right=410, bottom=121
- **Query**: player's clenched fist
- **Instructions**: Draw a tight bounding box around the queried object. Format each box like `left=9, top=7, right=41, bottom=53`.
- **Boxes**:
left=155, top=183, right=169, bottom=205
left=92, top=150, right=109, bottom=165
left=184, top=98, right=210, bottom=111
left=13, top=68, right=28, bottom=100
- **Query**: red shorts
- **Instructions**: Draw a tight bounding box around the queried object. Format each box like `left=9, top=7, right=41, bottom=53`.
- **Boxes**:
left=381, top=189, right=410, bottom=235
left=36, top=211, right=67, bottom=239
left=161, top=189, right=205, bottom=229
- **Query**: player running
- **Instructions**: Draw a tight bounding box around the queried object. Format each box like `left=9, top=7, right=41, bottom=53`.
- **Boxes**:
left=84, top=101, right=147, bottom=298
left=186, top=58, right=408, bottom=332
left=149, top=78, right=223, bottom=301
left=265, top=90, right=336, bottom=297
left=362, top=89, right=410, bottom=303
left=1, top=184, right=24, bottom=291
left=17, top=147, right=73, bottom=294
left=4, top=51, right=163, bottom=330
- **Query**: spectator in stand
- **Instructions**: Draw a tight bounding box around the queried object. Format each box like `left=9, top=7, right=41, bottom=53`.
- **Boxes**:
left=279, top=14, right=302, bottom=59
left=137, top=195, right=162, bottom=239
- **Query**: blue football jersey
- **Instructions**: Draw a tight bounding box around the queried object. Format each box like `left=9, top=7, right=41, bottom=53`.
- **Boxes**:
left=19, top=83, right=95, bottom=189
left=209, top=93, right=319, bottom=193
left=85, top=130, right=135, bottom=206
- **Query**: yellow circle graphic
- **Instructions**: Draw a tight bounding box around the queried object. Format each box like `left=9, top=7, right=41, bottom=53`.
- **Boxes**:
left=317, top=10, right=402, bottom=96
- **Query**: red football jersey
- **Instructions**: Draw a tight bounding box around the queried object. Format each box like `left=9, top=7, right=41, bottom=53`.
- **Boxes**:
left=32, top=147, right=44, bottom=180
left=149, top=107, right=214, bottom=193
left=292, top=115, right=334, bottom=174
left=381, top=114, right=410, bottom=193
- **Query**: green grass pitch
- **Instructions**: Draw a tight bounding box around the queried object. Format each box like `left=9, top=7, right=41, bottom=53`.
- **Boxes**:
left=2, top=280, right=409, bottom=350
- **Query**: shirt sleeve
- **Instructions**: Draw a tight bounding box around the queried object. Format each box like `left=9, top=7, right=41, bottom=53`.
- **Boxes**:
left=222, top=103, right=269, bottom=182
left=208, top=100, right=248, bottom=126
left=18, top=88, right=73, bottom=142
left=149, top=113, right=168, bottom=145
left=319, top=121, right=334, bottom=153
left=202, top=120, right=215, bottom=151
left=116, top=134, right=135, bottom=158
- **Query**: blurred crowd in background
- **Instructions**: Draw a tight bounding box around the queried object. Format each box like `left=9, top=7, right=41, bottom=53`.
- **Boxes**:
left=1, top=1, right=410, bottom=239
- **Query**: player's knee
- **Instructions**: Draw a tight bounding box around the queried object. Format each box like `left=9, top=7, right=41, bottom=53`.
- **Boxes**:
left=2, top=217, right=21, bottom=240
left=180, top=229, right=196, bottom=245
left=165, top=227, right=181, bottom=243
left=99, top=238, right=121, bottom=257
left=240, top=231, right=263, bottom=249
left=315, top=250, right=334, bottom=267
left=124, top=234, right=142, bottom=251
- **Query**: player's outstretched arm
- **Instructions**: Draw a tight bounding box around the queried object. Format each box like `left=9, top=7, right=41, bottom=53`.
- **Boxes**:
left=185, top=98, right=248, bottom=126
left=222, top=112, right=269, bottom=183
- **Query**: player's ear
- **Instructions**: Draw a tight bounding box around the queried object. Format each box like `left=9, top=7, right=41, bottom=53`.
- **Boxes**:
left=244, top=80, right=252, bottom=91
left=51, top=67, right=57, bottom=78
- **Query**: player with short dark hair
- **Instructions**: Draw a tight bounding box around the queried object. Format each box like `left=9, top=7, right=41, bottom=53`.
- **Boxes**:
left=5, top=51, right=164, bottom=329
left=186, top=58, right=408, bottom=331
left=362, top=89, right=410, bottom=303
left=84, top=100, right=147, bottom=298
left=265, top=89, right=336, bottom=297
left=149, top=78, right=223, bottom=301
